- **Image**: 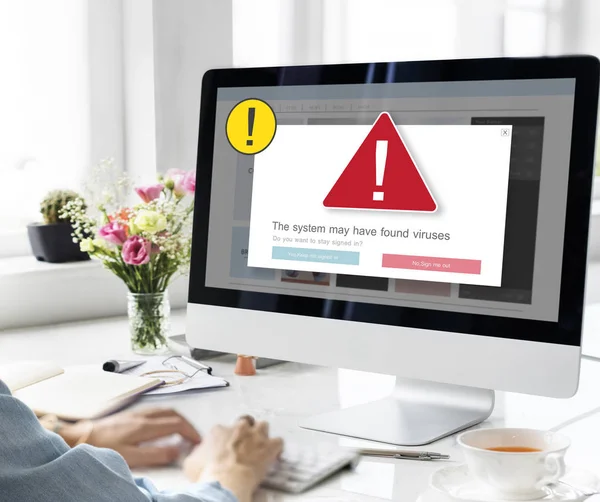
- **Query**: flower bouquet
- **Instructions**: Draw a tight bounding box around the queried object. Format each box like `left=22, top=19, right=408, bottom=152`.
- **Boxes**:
left=62, top=162, right=196, bottom=354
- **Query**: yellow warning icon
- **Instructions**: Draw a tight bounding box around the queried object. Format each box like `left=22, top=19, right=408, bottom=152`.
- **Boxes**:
left=226, top=98, right=277, bottom=155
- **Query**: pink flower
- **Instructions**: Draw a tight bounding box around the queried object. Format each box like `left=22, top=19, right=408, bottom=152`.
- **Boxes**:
left=121, top=236, right=151, bottom=265
left=181, top=171, right=196, bottom=194
left=165, top=169, right=185, bottom=187
left=135, top=184, right=164, bottom=203
left=164, top=168, right=186, bottom=197
left=98, top=221, right=128, bottom=245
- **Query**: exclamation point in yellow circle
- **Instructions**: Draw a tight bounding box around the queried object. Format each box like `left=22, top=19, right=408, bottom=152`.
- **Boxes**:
left=226, top=98, right=277, bottom=155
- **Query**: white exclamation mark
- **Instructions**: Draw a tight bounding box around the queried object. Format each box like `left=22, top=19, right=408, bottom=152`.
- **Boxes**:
left=373, top=140, right=387, bottom=201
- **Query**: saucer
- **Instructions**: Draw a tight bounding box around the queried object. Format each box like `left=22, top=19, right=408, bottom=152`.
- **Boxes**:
left=429, top=464, right=595, bottom=502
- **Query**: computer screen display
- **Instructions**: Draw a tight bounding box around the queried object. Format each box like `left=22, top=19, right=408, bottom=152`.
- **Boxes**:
left=203, top=78, right=575, bottom=323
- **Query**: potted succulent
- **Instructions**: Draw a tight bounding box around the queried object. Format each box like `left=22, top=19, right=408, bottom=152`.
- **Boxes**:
left=27, top=189, right=90, bottom=263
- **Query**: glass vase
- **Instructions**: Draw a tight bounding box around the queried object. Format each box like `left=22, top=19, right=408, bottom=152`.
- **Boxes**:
left=128, top=291, right=170, bottom=355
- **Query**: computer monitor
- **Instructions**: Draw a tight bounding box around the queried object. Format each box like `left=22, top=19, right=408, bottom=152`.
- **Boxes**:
left=187, top=57, right=599, bottom=446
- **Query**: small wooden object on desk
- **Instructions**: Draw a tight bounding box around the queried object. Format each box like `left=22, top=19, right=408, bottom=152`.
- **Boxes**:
left=234, top=355, right=256, bottom=376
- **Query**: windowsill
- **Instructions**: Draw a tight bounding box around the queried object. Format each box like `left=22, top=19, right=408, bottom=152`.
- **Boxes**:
left=0, top=229, right=33, bottom=258
left=0, top=255, right=189, bottom=330
left=0, top=256, right=101, bottom=276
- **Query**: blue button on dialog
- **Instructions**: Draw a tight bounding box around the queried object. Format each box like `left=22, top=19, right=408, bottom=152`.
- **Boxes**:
left=271, top=246, right=360, bottom=265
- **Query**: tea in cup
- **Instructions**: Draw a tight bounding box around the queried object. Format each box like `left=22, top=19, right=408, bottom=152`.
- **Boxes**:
left=457, top=428, right=570, bottom=500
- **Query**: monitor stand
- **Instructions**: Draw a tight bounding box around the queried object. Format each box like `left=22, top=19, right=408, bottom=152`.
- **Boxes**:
left=300, top=377, right=495, bottom=446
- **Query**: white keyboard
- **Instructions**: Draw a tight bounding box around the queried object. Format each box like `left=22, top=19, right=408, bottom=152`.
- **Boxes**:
left=262, top=443, right=361, bottom=494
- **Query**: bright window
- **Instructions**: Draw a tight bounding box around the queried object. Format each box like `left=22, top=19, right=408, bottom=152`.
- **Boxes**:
left=0, top=0, right=90, bottom=236
left=504, top=9, right=547, bottom=56
left=337, top=0, right=457, bottom=62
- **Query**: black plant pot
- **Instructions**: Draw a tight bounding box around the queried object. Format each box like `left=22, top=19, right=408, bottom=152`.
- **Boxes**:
left=27, top=223, right=90, bottom=263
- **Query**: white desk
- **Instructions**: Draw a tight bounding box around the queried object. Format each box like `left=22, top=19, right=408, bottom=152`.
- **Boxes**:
left=1, top=312, right=600, bottom=501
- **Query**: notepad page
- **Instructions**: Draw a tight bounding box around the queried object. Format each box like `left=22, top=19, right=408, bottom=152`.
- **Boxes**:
left=122, top=358, right=228, bottom=395
left=144, top=369, right=228, bottom=395
left=14, top=367, right=161, bottom=421
left=0, top=361, right=64, bottom=392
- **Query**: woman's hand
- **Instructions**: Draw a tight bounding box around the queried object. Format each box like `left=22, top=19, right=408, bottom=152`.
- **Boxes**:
left=183, top=416, right=283, bottom=502
left=65, top=408, right=201, bottom=468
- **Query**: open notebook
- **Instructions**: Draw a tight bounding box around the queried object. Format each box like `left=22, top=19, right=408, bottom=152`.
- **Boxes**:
left=0, top=361, right=162, bottom=421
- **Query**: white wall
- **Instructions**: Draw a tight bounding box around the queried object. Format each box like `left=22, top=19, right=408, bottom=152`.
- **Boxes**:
left=88, top=0, right=125, bottom=176
left=576, top=0, right=600, bottom=54
left=454, top=0, right=503, bottom=57
left=122, top=0, right=158, bottom=183
left=121, top=0, right=234, bottom=179
left=153, top=0, right=234, bottom=174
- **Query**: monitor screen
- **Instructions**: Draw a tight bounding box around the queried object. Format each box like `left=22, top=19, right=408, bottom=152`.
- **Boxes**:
left=203, top=78, right=575, bottom=324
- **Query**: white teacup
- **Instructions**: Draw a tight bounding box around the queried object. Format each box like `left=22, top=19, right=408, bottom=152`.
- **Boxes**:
left=457, top=428, right=570, bottom=500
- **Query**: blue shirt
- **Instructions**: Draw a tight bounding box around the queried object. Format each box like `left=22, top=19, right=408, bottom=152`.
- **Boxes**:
left=0, top=380, right=237, bottom=502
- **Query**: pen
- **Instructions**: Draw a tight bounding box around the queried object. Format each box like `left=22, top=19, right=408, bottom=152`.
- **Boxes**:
left=103, top=360, right=146, bottom=373
left=181, top=355, right=213, bottom=375
left=359, top=448, right=450, bottom=461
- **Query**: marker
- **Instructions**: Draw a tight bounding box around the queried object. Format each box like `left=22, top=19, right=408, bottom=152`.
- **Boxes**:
left=103, top=359, right=146, bottom=373
left=180, top=355, right=213, bottom=375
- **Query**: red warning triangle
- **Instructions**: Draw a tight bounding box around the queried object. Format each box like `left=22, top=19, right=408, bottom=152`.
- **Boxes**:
left=323, top=112, right=437, bottom=212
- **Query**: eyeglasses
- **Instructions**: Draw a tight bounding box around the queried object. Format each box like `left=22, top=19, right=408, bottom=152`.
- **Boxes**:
left=162, top=355, right=207, bottom=378
left=139, top=355, right=207, bottom=387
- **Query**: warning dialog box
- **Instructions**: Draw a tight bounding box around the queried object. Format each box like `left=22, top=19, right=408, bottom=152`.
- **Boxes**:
left=247, top=113, right=512, bottom=287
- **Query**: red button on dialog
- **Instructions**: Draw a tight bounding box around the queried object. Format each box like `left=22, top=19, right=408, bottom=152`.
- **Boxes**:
left=382, top=254, right=481, bottom=274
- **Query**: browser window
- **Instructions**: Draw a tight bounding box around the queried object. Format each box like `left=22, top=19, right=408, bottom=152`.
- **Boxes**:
left=205, top=79, right=575, bottom=322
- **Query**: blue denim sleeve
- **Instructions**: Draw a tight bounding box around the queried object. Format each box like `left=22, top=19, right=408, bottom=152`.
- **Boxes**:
left=0, top=380, right=237, bottom=502
left=136, top=478, right=238, bottom=502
